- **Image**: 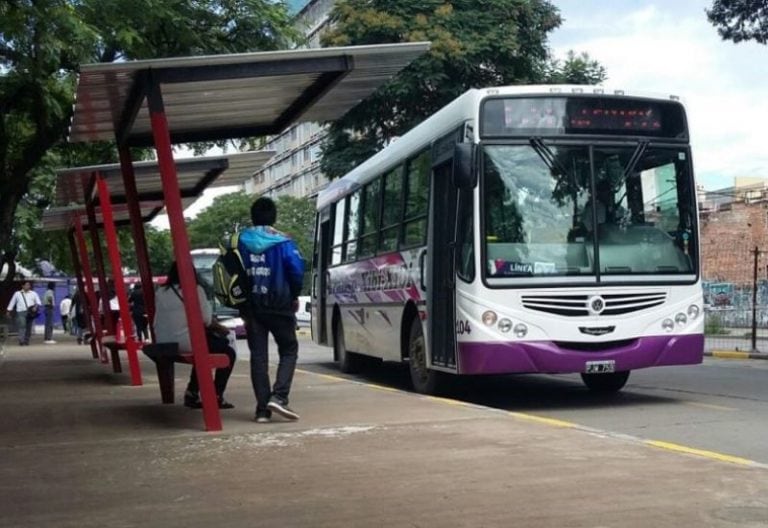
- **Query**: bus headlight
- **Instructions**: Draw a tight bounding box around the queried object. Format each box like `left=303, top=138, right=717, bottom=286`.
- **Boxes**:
left=675, top=313, right=688, bottom=326
left=482, top=311, right=497, bottom=326
left=514, top=324, right=528, bottom=338
left=687, top=305, right=700, bottom=319
left=498, top=318, right=513, bottom=333
left=662, top=318, right=674, bottom=332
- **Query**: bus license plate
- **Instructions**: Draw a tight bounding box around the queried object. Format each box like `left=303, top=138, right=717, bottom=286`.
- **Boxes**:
left=585, top=360, right=615, bottom=374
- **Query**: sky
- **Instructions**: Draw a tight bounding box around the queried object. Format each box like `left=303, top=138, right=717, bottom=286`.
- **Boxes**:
left=548, top=0, right=768, bottom=190
left=156, top=0, right=766, bottom=228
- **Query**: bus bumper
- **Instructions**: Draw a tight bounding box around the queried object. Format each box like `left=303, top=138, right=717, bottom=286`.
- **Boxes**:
left=457, top=334, right=704, bottom=375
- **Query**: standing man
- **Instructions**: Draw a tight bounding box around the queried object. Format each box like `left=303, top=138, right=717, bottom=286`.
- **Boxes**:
left=6, top=281, right=42, bottom=346
left=59, top=294, right=72, bottom=334
left=238, top=197, right=304, bottom=423
left=43, top=282, right=56, bottom=344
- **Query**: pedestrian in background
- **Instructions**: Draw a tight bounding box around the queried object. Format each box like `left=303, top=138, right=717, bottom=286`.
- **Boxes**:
left=129, top=282, right=149, bottom=341
left=43, top=281, right=56, bottom=344
left=237, top=197, right=305, bottom=423
left=60, top=294, right=72, bottom=333
left=6, top=281, right=41, bottom=346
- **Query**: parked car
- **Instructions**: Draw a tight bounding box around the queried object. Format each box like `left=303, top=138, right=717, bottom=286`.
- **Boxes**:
left=296, top=296, right=311, bottom=327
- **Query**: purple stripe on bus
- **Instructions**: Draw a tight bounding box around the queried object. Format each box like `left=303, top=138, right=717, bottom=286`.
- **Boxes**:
left=457, top=334, right=704, bottom=375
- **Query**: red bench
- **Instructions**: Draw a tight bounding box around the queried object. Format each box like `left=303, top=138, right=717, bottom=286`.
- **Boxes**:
left=142, top=343, right=231, bottom=403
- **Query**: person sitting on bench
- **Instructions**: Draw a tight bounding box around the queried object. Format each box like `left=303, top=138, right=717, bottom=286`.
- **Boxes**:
left=154, top=261, right=236, bottom=409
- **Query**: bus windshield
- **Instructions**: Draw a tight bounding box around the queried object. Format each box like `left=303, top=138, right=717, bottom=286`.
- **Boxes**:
left=482, top=143, right=696, bottom=283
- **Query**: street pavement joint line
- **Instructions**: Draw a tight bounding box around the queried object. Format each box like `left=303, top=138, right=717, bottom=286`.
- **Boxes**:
left=645, top=439, right=757, bottom=466
left=711, top=350, right=750, bottom=359
left=682, top=401, right=737, bottom=412
left=508, top=411, right=577, bottom=428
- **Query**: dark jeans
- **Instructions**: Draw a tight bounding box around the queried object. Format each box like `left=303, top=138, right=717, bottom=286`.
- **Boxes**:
left=244, top=312, right=298, bottom=412
left=132, top=313, right=148, bottom=341
left=15, top=311, right=32, bottom=345
left=44, top=306, right=54, bottom=340
left=186, top=330, right=236, bottom=397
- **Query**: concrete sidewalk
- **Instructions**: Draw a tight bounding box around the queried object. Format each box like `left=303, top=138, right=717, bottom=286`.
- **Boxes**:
left=2, top=335, right=768, bottom=527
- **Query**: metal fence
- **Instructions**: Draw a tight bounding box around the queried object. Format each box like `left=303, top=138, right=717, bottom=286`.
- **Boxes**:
left=704, top=246, right=768, bottom=353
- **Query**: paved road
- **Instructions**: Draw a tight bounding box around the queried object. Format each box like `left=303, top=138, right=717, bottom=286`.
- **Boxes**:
left=283, top=337, right=768, bottom=465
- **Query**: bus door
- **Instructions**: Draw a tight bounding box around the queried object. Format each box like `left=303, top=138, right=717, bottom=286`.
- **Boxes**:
left=311, top=210, right=331, bottom=344
left=426, top=158, right=458, bottom=371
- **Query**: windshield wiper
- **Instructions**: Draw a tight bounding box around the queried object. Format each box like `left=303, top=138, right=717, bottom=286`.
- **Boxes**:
left=529, top=137, right=571, bottom=180
left=622, top=140, right=649, bottom=180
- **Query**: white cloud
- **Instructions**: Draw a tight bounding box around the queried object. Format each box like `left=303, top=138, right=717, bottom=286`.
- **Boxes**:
left=550, top=1, right=768, bottom=189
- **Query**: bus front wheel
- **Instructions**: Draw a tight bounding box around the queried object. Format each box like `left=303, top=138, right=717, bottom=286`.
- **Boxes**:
left=334, top=317, right=361, bottom=374
left=580, top=371, right=630, bottom=393
left=408, top=317, right=440, bottom=394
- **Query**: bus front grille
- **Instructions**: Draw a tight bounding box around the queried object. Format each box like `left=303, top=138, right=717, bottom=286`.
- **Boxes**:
left=521, top=292, right=667, bottom=317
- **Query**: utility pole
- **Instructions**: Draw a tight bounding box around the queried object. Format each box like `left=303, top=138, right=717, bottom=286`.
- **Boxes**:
left=751, top=246, right=759, bottom=353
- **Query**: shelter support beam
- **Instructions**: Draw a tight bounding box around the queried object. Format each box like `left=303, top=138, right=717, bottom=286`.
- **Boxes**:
left=95, top=173, right=142, bottom=386
left=73, top=215, right=106, bottom=362
left=147, top=77, right=222, bottom=432
left=83, top=175, right=115, bottom=338
left=68, top=228, right=97, bottom=359
left=118, top=145, right=156, bottom=342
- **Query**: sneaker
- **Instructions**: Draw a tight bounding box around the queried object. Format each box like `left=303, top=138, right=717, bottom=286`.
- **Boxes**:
left=267, top=396, right=299, bottom=420
left=218, top=396, right=235, bottom=410
left=183, top=390, right=202, bottom=409
left=44, top=340, right=56, bottom=344
left=255, top=410, right=272, bottom=423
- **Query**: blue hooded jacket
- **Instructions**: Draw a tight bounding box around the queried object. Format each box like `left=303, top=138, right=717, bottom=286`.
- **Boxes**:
left=238, top=226, right=304, bottom=315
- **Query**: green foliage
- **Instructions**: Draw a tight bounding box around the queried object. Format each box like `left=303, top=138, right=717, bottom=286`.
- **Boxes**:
left=319, top=0, right=607, bottom=180
left=544, top=51, right=607, bottom=85
left=188, top=192, right=254, bottom=248
left=704, top=314, right=729, bottom=335
left=707, top=1, right=768, bottom=44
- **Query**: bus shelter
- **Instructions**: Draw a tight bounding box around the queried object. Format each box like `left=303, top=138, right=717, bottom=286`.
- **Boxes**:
left=44, top=152, right=273, bottom=386
left=62, top=42, right=430, bottom=431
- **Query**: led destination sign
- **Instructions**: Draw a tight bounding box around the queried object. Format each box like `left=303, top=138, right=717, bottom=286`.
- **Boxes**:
left=481, top=96, right=687, bottom=139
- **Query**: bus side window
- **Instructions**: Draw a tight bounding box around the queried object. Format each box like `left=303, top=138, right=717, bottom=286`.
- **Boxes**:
left=331, top=199, right=346, bottom=265
left=402, top=150, right=430, bottom=248
left=344, top=191, right=361, bottom=262
left=380, top=166, right=404, bottom=252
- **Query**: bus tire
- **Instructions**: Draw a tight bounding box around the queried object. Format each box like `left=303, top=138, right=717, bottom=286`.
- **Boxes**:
left=407, top=317, right=440, bottom=394
left=580, top=371, right=630, bottom=393
left=334, top=317, right=361, bottom=374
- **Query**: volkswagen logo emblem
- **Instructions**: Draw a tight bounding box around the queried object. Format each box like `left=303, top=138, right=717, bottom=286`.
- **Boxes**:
left=588, top=296, right=605, bottom=315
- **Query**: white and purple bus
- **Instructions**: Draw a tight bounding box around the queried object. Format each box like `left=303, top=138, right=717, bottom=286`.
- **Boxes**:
left=310, top=86, right=703, bottom=394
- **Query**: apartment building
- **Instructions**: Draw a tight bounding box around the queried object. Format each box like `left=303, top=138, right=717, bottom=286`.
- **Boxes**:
left=247, top=0, right=335, bottom=199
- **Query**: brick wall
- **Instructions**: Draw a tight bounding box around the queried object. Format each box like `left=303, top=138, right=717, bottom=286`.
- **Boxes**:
left=700, top=201, right=768, bottom=284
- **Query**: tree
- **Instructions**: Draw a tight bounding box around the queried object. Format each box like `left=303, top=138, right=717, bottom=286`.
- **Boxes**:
left=0, top=0, right=299, bottom=300
left=319, top=0, right=607, bottom=179
left=187, top=193, right=315, bottom=289
left=188, top=192, right=254, bottom=249
left=707, top=1, right=768, bottom=44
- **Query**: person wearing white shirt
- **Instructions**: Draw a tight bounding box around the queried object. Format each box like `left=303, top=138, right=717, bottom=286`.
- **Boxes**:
left=154, top=262, right=236, bottom=410
left=6, top=281, right=42, bottom=346
left=59, top=294, right=72, bottom=333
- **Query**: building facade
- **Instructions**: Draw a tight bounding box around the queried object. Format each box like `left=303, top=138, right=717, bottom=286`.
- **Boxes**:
left=247, top=0, right=335, bottom=200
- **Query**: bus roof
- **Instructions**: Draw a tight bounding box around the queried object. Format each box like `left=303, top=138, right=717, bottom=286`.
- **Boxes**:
left=315, top=85, right=685, bottom=211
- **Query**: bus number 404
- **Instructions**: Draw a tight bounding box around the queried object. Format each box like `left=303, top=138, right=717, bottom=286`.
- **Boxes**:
left=456, top=320, right=471, bottom=335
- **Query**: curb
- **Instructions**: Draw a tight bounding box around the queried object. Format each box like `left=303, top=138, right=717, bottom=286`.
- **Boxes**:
left=706, top=350, right=768, bottom=360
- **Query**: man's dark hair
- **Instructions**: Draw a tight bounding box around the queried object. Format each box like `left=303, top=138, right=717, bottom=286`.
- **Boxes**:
left=251, top=197, right=277, bottom=226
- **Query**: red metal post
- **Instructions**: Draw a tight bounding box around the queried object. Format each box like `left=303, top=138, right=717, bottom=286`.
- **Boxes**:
left=118, top=145, right=156, bottom=342
left=74, top=215, right=107, bottom=362
left=147, top=79, right=222, bottom=431
left=95, top=173, right=143, bottom=386
left=68, top=228, right=97, bottom=359
left=83, top=174, right=115, bottom=337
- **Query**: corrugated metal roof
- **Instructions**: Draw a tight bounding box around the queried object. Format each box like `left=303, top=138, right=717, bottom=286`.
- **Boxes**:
left=54, top=150, right=274, bottom=207
left=69, top=42, right=430, bottom=146
left=41, top=201, right=166, bottom=232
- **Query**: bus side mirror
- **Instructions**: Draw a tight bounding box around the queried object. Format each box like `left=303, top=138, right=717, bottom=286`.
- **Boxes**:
left=453, top=143, right=476, bottom=189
